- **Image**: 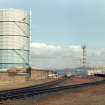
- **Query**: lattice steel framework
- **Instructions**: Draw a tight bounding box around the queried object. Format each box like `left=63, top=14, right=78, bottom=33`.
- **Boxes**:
left=0, top=9, right=31, bottom=70
left=82, top=45, right=86, bottom=67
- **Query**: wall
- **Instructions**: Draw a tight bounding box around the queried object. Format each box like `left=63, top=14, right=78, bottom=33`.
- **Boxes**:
left=0, top=68, right=56, bottom=82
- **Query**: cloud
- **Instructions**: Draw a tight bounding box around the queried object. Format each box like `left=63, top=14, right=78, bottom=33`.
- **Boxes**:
left=30, top=42, right=105, bottom=69
left=30, top=42, right=82, bottom=69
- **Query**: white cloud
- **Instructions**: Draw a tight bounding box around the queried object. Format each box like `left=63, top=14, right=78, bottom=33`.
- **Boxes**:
left=31, top=43, right=48, bottom=48
left=30, top=42, right=105, bottom=69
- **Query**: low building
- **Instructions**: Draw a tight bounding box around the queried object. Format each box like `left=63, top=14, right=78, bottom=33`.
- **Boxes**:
left=88, top=69, right=105, bottom=75
left=0, top=68, right=59, bottom=82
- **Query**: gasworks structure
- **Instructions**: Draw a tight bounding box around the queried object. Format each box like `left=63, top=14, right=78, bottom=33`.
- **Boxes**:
left=0, top=9, right=31, bottom=71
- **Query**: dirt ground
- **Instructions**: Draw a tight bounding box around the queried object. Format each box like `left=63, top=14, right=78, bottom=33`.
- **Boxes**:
left=2, top=81, right=105, bottom=105
left=0, top=78, right=56, bottom=91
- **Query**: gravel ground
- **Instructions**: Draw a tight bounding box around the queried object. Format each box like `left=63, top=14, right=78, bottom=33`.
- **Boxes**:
left=0, top=79, right=56, bottom=91
left=1, top=77, right=105, bottom=105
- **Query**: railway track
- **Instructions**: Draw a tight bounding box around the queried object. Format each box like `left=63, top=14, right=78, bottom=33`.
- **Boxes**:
left=0, top=78, right=105, bottom=101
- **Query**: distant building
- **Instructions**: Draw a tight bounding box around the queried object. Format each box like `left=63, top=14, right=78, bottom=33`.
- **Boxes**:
left=0, top=9, right=31, bottom=71
left=88, top=68, right=105, bottom=75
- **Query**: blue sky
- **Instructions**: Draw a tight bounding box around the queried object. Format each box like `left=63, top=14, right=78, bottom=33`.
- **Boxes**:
left=0, top=0, right=105, bottom=48
left=0, top=0, right=105, bottom=68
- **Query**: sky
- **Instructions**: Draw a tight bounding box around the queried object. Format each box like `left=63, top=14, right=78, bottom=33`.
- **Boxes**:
left=0, top=0, right=105, bottom=69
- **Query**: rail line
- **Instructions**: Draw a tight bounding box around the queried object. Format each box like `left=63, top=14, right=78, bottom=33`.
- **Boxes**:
left=0, top=78, right=105, bottom=101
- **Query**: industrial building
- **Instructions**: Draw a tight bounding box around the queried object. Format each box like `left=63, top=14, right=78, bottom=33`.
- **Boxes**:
left=0, top=9, right=31, bottom=71
left=0, top=9, right=59, bottom=83
left=88, top=68, right=105, bottom=75
left=0, top=68, right=58, bottom=82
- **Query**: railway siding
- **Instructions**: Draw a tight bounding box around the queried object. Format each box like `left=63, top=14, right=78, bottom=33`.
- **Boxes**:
left=0, top=76, right=105, bottom=101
